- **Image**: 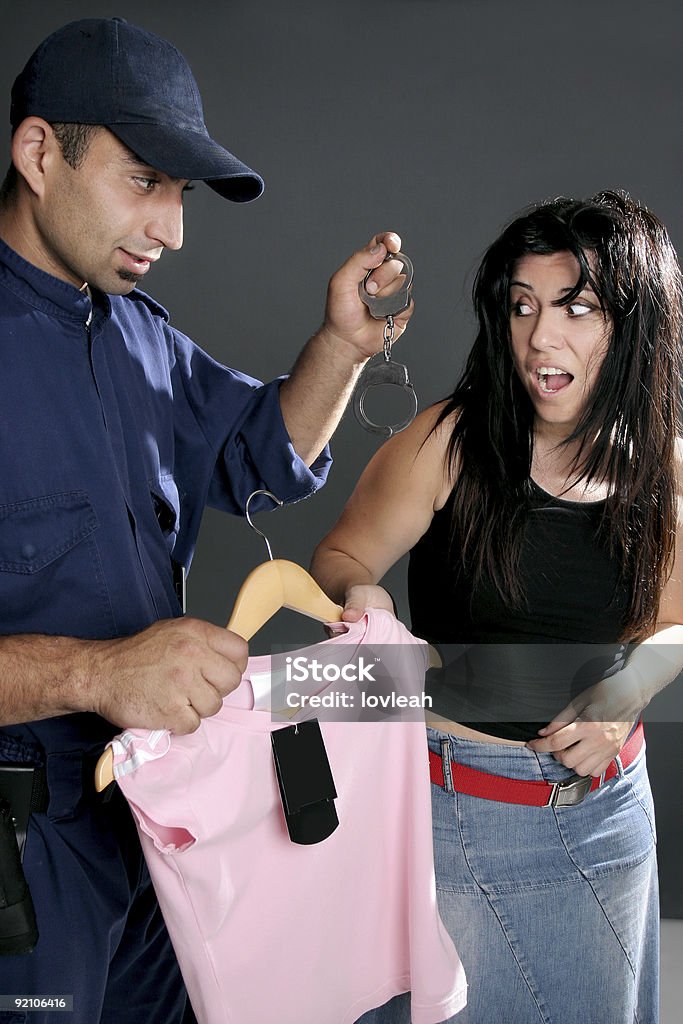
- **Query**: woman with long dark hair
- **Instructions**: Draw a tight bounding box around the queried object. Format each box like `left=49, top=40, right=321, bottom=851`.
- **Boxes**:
left=312, top=191, right=683, bottom=1023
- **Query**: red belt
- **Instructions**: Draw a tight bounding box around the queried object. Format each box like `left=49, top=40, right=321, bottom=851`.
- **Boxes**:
left=429, top=721, right=644, bottom=808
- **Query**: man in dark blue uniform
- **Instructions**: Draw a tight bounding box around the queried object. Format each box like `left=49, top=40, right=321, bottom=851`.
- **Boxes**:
left=0, top=17, right=412, bottom=1023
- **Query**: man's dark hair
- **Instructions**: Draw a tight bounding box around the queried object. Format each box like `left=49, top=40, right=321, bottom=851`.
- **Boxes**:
left=0, top=122, right=99, bottom=204
left=433, top=190, right=683, bottom=642
left=50, top=122, right=99, bottom=169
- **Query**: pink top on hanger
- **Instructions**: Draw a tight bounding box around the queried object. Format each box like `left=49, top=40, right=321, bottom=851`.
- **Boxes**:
left=112, top=609, right=467, bottom=1024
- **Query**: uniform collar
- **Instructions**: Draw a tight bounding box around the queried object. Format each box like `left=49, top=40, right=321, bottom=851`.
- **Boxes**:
left=0, top=234, right=97, bottom=321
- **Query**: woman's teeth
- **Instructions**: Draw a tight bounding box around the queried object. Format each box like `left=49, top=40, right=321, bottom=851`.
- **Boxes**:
left=537, top=367, right=572, bottom=393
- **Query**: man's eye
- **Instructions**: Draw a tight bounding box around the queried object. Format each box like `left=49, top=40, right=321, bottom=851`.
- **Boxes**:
left=182, top=183, right=195, bottom=193
left=511, top=301, right=533, bottom=317
left=134, top=177, right=160, bottom=191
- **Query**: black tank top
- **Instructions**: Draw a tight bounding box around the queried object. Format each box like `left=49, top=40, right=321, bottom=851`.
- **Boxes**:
left=408, top=480, right=631, bottom=741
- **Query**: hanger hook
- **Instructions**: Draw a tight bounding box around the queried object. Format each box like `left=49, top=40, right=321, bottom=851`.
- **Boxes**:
left=244, top=489, right=283, bottom=561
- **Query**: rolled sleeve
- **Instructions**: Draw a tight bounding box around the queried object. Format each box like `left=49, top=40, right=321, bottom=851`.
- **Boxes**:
left=208, top=377, right=332, bottom=512
left=171, top=328, right=333, bottom=523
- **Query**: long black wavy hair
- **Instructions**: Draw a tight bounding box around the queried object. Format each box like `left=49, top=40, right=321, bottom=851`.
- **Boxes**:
left=434, top=190, right=683, bottom=641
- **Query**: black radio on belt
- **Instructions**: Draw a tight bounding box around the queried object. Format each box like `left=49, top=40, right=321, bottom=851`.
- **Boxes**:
left=0, top=763, right=46, bottom=955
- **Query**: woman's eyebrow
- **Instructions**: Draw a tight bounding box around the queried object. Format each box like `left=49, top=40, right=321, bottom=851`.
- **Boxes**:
left=509, top=281, right=596, bottom=295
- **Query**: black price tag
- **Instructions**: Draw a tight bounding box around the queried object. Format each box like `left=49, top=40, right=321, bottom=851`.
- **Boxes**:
left=270, top=719, right=338, bottom=845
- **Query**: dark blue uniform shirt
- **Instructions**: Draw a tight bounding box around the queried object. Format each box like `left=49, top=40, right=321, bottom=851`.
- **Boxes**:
left=0, top=237, right=331, bottom=755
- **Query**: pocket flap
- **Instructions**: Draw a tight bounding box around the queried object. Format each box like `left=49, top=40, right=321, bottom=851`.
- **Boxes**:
left=0, top=492, right=98, bottom=574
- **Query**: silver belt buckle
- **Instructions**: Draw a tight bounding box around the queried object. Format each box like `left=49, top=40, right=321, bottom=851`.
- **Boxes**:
left=547, top=774, right=593, bottom=808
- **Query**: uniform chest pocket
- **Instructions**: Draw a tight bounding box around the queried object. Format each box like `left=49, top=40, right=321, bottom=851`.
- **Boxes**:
left=0, top=492, right=98, bottom=573
left=0, top=491, right=115, bottom=636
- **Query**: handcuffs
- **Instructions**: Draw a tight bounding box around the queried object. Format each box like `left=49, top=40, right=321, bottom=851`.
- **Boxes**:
left=353, top=252, right=417, bottom=437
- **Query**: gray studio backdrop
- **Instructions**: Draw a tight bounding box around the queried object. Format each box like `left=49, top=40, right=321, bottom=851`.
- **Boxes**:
left=2, top=0, right=681, bottom=912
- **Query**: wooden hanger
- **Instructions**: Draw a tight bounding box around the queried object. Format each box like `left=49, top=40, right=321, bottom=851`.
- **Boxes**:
left=226, top=558, right=343, bottom=638
left=221, top=491, right=346, bottom=639
left=94, top=490, right=440, bottom=791
left=95, top=491, right=343, bottom=791
left=94, top=556, right=343, bottom=791
left=95, top=746, right=116, bottom=792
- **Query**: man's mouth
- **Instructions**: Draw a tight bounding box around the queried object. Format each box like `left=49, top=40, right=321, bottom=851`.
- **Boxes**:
left=119, top=249, right=158, bottom=275
left=536, top=366, right=574, bottom=393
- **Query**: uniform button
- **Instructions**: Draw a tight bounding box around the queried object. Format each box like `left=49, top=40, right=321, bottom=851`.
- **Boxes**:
left=21, top=542, right=37, bottom=560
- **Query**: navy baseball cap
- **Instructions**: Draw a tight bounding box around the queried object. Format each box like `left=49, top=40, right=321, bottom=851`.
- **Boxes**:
left=9, top=17, right=264, bottom=202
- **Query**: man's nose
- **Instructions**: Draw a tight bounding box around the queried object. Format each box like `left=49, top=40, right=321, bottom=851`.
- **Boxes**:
left=147, top=196, right=184, bottom=251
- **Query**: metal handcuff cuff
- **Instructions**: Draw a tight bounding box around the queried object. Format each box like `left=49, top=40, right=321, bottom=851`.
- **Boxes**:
left=353, top=252, right=417, bottom=436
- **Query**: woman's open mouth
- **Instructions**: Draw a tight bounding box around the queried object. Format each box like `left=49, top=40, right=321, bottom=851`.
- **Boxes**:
left=536, top=366, right=574, bottom=393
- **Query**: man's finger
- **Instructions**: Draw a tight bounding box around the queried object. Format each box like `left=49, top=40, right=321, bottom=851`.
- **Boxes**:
left=188, top=681, right=225, bottom=720
left=372, top=231, right=401, bottom=254
left=199, top=648, right=245, bottom=697
left=365, top=260, right=405, bottom=296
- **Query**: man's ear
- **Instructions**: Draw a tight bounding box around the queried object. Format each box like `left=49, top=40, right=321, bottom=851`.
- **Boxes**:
left=10, top=117, right=60, bottom=198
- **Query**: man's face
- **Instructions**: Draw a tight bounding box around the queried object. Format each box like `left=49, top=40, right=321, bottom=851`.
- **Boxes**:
left=36, top=127, right=190, bottom=294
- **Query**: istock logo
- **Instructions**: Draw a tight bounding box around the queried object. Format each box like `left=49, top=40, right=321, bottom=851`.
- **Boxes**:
left=285, top=656, right=377, bottom=683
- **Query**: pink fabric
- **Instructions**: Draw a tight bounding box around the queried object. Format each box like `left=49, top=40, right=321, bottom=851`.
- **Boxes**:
left=112, top=609, right=467, bottom=1024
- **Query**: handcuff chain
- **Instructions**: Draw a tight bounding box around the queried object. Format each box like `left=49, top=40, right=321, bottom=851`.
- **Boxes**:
left=353, top=251, right=417, bottom=435
left=383, top=315, right=394, bottom=361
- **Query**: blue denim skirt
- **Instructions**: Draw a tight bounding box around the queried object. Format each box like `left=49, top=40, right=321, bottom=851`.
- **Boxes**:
left=357, top=727, right=659, bottom=1024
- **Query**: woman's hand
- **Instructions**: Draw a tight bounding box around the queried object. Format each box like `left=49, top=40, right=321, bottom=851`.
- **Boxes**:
left=526, top=716, right=634, bottom=778
left=526, top=675, right=643, bottom=776
left=341, top=584, right=396, bottom=623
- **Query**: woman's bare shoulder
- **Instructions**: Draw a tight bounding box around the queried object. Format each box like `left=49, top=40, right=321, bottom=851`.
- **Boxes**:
left=400, top=400, right=459, bottom=450
left=414, top=400, right=461, bottom=508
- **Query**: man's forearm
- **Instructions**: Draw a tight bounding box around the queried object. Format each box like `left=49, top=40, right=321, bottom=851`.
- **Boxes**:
left=278, top=231, right=413, bottom=464
left=0, top=634, right=91, bottom=725
left=1, top=618, right=251, bottom=735
left=279, top=327, right=367, bottom=465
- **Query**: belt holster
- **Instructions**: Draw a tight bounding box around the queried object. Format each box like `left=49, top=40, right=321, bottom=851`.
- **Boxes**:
left=0, top=763, right=47, bottom=955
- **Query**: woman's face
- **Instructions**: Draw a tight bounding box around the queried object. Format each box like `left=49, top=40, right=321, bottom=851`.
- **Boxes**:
left=509, top=250, right=611, bottom=436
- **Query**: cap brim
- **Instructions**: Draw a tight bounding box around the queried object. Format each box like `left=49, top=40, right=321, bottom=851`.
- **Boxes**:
left=109, top=122, right=264, bottom=203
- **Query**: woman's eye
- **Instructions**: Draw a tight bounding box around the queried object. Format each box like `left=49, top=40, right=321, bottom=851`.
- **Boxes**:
left=512, top=301, right=534, bottom=316
left=567, top=302, right=593, bottom=317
